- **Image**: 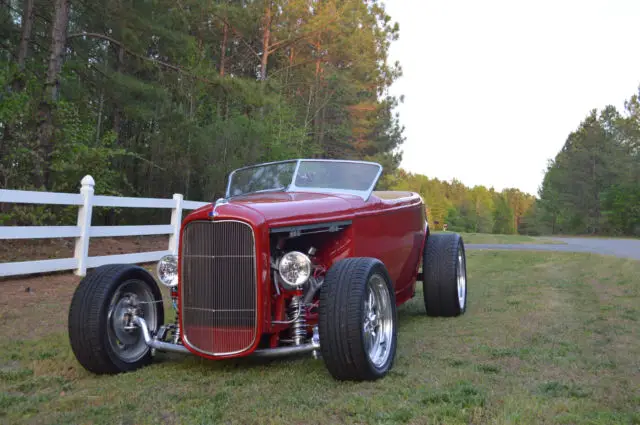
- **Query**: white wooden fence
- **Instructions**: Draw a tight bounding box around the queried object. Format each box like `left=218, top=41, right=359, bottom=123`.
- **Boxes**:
left=0, top=175, right=209, bottom=278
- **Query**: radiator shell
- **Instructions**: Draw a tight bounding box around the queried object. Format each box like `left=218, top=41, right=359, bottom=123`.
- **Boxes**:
left=180, top=220, right=258, bottom=356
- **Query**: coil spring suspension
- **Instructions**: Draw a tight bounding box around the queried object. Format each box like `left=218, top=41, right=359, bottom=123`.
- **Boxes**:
left=171, top=288, right=181, bottom=344
left=173, top=316, right=181, bottom=344
left=288, top=296, right=307, bottom=345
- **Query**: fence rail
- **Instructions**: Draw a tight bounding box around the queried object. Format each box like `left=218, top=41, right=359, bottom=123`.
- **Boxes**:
left=0, top=175, right=209, bottom=278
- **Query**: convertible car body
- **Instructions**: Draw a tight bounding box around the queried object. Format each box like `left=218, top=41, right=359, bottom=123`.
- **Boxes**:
left=68, top=159, right=468, bottom=381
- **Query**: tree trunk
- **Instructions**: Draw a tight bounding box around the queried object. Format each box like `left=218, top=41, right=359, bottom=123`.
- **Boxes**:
left=14, top=0, right=35, bottom=91
left=185, top=93, right=195, bottom=197
left=113, top=45, right=125, bottom=144
left=318, top=100, right=326, bottom=149
left=43, top=0, right=69, bottom=106
left=95, top=91, right=104, bottom=144
left=312, top=37, right=324, bottom=151
left=35, top=0, right=69, bottom=189
left=592, top=155, right=600, bottom=234
left=220, top=21, right=228, bottom=77
left=2, top=0, right=36, bottom=173
left=260, top=1, right=271, bottom=81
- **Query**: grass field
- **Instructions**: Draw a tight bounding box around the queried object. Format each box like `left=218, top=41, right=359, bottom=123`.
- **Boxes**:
left=1, top=252, right=639, bottom=424
left=445, top=232, right=565, bottom=245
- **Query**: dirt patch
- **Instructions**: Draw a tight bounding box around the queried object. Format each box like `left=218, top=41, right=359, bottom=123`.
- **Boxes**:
left=0, top=271, right=80, bottom=339
left=0, top=235, right=169, bottom=264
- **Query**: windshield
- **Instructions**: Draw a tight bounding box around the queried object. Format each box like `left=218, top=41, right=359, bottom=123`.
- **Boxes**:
left=226, top=159, right=382, bottom=200
left=226, top=160, right=297, bottom=197
left=293, top=161, right=381, bottom=191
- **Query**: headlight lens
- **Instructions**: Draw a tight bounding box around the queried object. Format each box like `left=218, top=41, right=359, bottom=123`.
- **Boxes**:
left=156, top=255, right=178, bottom=287
left=278, top=251, right=311, bottom=287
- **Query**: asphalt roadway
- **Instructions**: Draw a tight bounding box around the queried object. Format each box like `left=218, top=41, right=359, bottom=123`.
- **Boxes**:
left=467, top=237, right=640, bottom=261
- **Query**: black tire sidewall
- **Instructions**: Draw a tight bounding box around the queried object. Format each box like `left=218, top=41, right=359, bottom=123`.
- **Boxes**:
left=318, top=257, right=398, bottom=381
left=423, top=233, right=467, bottom=317
left=70, top=264, right=164, bottom=374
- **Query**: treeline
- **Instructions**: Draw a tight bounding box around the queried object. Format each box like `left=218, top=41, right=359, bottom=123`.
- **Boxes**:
left=535, top=88, right=640, bottom=236
left=390, top=171, right=536, bottom=234
left=392, top=87, right=640, bottom=237
left=1, top=0, right=404, bottom=224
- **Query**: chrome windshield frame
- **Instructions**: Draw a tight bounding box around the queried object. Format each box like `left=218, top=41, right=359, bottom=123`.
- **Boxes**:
left=225, top=159, right=383, bottom=201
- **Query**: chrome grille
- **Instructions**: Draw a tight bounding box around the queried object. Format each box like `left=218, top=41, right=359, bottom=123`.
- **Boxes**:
left=180, top=220, right=257, bottom=355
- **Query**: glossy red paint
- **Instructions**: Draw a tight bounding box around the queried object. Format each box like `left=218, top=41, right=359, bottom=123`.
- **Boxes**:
left=222, top=191, right=361, bottom=227
left=176, top=190, right=427, bottom=359
left=352, top=196, right=426, bottom=304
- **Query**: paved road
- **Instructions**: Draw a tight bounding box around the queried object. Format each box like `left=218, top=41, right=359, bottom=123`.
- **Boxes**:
left=467, top=237, right=640, bottom=260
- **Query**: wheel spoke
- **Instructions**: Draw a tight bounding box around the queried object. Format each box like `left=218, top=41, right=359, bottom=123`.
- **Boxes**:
left=363, top=273, right=394, bottom=369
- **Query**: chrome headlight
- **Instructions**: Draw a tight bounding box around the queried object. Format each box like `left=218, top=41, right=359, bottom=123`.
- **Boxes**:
left=156, top=255, right=178, bottom=287
left=278, top=251, right=311, bottom=288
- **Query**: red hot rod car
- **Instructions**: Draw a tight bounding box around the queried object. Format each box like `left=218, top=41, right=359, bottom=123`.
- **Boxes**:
left=68, top=159, right=468, bottom=381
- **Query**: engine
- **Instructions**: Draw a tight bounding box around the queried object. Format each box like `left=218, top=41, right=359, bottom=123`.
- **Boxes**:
left=270, top=241, right=325, bottom=348
left=268, top=222, right=351, bottom=350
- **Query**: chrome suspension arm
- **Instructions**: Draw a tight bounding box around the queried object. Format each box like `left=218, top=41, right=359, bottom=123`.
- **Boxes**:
left=133, top=316, right=321, bottom=358
left=133, top=316, right=190, bottom=354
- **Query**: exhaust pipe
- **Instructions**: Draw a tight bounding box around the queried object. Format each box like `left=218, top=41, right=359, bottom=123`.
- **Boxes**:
left=133, top=316, right=321, bottom=358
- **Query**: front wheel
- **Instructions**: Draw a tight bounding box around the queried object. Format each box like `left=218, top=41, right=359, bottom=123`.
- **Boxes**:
left=68, top=264, right=164, bottom=374
left=318, top=258, right=398, bottom=381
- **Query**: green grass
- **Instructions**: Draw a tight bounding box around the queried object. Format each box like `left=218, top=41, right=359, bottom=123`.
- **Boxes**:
left=1, top=252, right=639, bottom=424
left=441, top=231, right=566, bottom=245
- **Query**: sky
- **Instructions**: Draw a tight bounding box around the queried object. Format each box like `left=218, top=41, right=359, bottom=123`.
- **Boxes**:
left=383, top=0, right=640, bottom=196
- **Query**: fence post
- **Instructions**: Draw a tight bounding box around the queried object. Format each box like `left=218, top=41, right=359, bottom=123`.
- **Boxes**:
left=169, top=193, right=183, bottom=256
left=74, top=175, right=95, bottom=276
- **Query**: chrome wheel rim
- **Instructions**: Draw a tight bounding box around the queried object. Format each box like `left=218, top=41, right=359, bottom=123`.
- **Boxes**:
left=106, top=279, right=157, bottom=363
left=457, top=246, right=466, bottom=309
left=363, top=273, right=394, bottom=368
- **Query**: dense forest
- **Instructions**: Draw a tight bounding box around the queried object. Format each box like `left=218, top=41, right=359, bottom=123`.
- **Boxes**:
left=391, top=87, right=640, bottom=237
left=1, top=0, right=404, bottom=224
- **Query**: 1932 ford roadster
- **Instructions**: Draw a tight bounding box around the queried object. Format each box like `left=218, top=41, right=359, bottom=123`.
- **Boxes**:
left=68, top=159, right=468, bottom=381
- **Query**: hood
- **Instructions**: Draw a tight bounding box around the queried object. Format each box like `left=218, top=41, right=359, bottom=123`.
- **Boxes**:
left=214, top=191, right=363, bottom=228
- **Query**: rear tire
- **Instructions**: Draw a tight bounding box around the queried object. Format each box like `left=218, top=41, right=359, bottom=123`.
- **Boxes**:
left=318, top=258, right=398, bottom=381
left=68, top=264, right=164, bottom=374
left=423, top=233, right=467, bottom=317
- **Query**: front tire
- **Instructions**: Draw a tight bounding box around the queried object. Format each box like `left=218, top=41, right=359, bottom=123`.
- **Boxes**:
left=318, top=258, right=398, bottom=381
left=423, top=233, right=468, bottom=317
left=68, top=264, right=164, bottom=374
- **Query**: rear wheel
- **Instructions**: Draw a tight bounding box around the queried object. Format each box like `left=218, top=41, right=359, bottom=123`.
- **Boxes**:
left=68, top=264, right=164, bottom=374
left=318, top=258, right=398, bottom=381
left=423, top=233, right=467, bottom=317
